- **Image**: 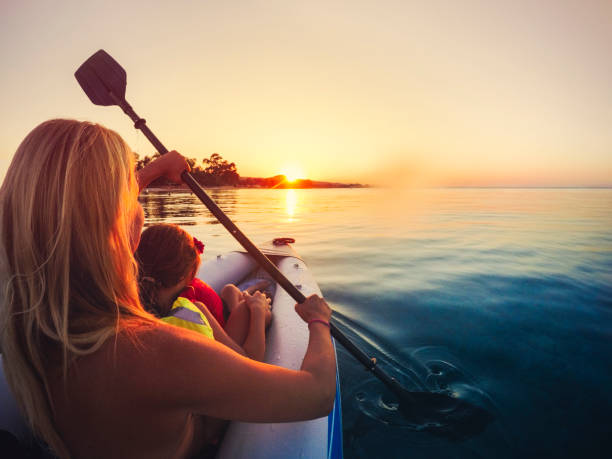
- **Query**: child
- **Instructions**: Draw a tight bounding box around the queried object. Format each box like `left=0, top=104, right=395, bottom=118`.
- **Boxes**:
left=135, top=223, right=272, bottom=361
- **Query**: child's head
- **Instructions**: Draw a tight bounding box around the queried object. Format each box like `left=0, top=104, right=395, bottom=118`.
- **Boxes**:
left=135, top=223, right=203, bottom=311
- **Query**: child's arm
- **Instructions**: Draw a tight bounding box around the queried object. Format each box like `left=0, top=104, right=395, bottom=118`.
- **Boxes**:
left=240, top=292, right=269, bottom=362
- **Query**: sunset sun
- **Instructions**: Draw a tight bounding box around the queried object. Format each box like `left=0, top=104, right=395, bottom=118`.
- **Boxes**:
left=280, top=165, right=304, bottom=183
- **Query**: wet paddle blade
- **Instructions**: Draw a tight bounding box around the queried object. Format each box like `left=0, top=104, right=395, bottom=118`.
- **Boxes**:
left=75, top=50, right=127, bottom=106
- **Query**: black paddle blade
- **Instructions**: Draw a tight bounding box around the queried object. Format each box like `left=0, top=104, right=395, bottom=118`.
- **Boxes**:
left=399, top=390, right=494, bottom=439
left=75, top=50, right=127, bottom=106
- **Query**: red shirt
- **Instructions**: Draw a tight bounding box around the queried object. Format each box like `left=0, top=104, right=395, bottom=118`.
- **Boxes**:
left=180, top=278, right=226, bottom=327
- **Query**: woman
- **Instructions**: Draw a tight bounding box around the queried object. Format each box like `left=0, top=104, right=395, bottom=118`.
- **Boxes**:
left=0, top=119, right=335, bottom=458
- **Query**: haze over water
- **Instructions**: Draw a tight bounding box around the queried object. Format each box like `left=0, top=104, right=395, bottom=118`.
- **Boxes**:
left=141, top=187, right=612, bottom=459
left=2, top=1, right=612, bottom=188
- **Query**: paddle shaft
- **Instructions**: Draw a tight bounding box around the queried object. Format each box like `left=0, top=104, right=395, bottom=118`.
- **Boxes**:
left=112, top=96, right=410, bottom=400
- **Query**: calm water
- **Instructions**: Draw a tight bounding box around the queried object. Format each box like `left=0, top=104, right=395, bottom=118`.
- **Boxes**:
left=140, top=187, right=612, bottom=458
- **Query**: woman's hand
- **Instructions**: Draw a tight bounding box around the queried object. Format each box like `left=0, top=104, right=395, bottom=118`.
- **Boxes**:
left=156, top=150, right=191, bottom=184
left=294, top=294, right=331, bottom=324
left=136, top=150, right=191, bottom=191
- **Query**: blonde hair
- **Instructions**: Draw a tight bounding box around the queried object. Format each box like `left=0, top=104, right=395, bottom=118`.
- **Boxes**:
left=0, top=119, right=154, bottom=457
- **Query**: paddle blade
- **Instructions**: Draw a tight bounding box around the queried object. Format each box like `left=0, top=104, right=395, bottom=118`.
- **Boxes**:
left=75, top=50, right=126, bottom=106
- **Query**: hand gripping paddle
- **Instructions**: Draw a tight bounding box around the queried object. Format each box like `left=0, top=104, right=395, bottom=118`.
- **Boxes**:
left=75, top=49, right=492, bottom=435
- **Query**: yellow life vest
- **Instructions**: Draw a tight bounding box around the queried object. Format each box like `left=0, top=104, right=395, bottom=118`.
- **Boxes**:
left=161, top=296, right=214, bottom=339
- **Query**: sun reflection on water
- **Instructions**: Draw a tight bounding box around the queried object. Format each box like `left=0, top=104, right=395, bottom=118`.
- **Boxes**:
left=285, top=189, right=298, bottom=221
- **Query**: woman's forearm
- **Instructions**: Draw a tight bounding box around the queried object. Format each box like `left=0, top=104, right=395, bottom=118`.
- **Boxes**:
left=299, top=323, right=336, bottom=412
left=136, top=162, right=163, bottom=191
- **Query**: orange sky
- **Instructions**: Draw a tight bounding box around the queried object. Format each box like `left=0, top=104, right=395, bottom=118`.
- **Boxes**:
left=1, top=1, right=611, bottom=186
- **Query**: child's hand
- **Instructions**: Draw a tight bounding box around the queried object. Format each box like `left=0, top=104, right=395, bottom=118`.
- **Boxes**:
left=243, top=279, right=271, bottom=296
left=295, top=295, right=331, bottom=324
left=243, top=291, right=272, bottom=324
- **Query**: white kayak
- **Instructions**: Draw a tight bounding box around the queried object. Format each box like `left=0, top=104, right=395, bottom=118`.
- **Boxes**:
left=0, top=241, right=343, bottom=459
left=200, top=240, right=343, bottom=459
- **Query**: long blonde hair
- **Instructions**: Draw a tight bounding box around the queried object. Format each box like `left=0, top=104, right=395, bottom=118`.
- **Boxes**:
left=0, top=119, right=154, bottom=457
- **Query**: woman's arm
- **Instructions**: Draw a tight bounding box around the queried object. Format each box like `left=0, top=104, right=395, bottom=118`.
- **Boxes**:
left=138, top=295, right=336, bottom=422
left=136, top=150, right=190, bottom=191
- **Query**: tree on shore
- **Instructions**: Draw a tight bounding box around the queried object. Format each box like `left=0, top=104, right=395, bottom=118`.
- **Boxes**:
left=200, top=153, right=239, bottom=186
left=134, top=152, right=240, bottom=188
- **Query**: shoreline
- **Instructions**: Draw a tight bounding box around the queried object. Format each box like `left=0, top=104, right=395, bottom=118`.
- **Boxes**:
left=142, top=184, right=368, bottom=192
left=140, top=185, right=612, bottom=193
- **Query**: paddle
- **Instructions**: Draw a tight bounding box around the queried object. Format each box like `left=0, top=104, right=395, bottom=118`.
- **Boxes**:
left=75, top=49, right=492, bottom=435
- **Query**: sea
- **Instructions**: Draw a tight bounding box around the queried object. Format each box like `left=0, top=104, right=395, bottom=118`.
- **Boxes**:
left=139, top=187, right=612, bottom=459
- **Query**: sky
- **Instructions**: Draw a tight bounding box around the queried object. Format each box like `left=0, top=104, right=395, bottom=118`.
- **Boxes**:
left=1, top=0, right=611, bottom=186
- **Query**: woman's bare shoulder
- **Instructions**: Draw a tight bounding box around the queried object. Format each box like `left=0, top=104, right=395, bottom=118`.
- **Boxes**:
left=66, top=321, right=214, bottom=384
left=110, top=319, right=219, bottom=366
left=57, top=320, right=224, bottom=407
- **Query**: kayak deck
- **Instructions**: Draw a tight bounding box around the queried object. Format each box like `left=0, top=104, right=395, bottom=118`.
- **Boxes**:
left=200, top=242, right=343, bottom=459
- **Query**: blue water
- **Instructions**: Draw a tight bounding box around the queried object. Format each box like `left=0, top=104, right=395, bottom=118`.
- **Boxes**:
left=140, top=187, right=612, bottom=458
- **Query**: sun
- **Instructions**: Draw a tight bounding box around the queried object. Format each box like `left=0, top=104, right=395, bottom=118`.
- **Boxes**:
left=280, top=164, right=304, bottom=183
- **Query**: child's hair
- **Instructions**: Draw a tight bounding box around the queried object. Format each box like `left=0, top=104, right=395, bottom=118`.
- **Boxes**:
left=135, top=223, right=202, bottom=312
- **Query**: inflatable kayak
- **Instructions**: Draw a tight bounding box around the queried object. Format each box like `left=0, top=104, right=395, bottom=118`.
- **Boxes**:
left=200, top=240, right=343, bottom=459
left=0, top=241, right=343, bottom=459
